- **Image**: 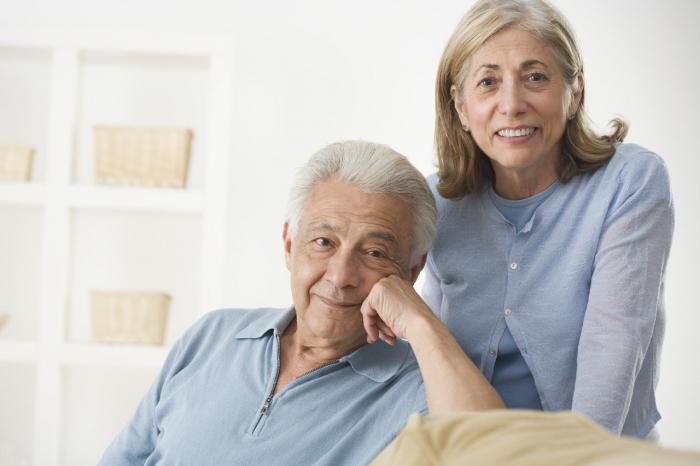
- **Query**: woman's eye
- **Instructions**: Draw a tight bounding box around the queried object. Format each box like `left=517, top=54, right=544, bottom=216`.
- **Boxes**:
left=478, top=77, right=495, bottom=87
left=527, top=72, right=547, bottom=82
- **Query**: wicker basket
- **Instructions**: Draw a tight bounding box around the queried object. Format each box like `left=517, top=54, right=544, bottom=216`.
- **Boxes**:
left=0, top=144, right=35, bottom=182
left=0, top=313, right=8, bottom=332
left=90, top=291, right=171, bottom=345
left=93, top=126, right=193, bottom=188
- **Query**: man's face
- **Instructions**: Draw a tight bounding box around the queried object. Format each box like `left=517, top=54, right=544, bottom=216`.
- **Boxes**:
left=284, top=179, right=418, bottom=345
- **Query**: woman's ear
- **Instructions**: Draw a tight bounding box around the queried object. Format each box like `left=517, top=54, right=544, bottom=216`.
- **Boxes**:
left=567, top=73, right=584, bottom=120
left=451, top=84, right=470, bottom=130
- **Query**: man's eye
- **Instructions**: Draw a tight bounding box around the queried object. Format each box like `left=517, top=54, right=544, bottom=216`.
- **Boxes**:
left=314, top=238, right=331, bottom=247
left=367, top=250, right=385, bottom=259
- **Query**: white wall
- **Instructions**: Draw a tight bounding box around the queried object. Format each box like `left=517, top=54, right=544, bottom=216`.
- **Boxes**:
left=1, top=0, right=698, bottom=451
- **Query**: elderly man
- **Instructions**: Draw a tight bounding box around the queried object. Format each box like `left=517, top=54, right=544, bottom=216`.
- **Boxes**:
left=98, top=141, right=502, bottom=466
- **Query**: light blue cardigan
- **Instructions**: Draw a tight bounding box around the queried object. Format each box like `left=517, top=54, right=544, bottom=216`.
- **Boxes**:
left=422, top=143, right=674, bottom=437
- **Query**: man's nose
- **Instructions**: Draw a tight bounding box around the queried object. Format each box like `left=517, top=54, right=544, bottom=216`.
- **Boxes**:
left=497, top=80, right=527, bottom=118
left=324, top=249, right=360, bottom=289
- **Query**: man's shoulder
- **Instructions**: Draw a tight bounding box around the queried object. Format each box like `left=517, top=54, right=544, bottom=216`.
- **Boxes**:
left=181, top=307, right=290, bottom=345
left=201, top=307, right=289, bottom=326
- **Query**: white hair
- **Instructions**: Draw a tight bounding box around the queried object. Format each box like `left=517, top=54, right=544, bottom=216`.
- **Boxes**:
left=286, top=141, right=437, bottom=266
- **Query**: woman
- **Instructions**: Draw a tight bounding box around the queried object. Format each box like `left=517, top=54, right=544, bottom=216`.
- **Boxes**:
left=422, top=0, right=673, bottom=439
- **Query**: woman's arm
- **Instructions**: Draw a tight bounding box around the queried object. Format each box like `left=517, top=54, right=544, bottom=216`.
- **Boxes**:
left=421, top=253, right=444, bottom=316
left=572, top=154, right=674, bottom=434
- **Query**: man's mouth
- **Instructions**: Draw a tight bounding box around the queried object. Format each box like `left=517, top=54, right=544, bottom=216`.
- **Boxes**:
left=317, top=295, right=360, bottom=310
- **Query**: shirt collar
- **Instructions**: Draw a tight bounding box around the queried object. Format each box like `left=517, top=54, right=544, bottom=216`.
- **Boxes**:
left=341, top=339, right=411, bottom=383
left=234, top=306, right=411, bottom=383
left=234, top=306, right=296, bottom=339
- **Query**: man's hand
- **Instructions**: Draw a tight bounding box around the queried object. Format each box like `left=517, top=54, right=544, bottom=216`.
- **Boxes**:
left=361, top=275, right=505, bottom=413
left=360, top=275, right=435, bottom=346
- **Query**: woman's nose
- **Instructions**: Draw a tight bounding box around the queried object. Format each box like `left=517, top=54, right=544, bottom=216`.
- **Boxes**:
left=497, top=80, right=527, bottom=118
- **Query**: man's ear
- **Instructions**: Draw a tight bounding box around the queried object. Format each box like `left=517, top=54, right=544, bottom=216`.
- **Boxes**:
left=408, top=254, right=428, bottom=284
left=283, top=221, right=293, bottom=271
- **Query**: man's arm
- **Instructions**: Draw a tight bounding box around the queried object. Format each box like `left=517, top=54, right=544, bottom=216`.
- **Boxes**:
left=361, top=276, right=504, bottom=414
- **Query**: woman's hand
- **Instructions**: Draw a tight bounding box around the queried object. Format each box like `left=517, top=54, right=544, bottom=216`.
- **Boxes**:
left=360, top=275, right=435, bottom=345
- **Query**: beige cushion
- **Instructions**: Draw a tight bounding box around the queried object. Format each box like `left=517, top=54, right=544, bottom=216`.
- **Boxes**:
left=372, top=410, right=700, bottom=466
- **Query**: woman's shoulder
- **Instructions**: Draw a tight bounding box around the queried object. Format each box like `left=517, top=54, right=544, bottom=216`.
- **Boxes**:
left=606, top=143, right=669, bottom=181
left=426, top=173, right=484, bottom=204
left=587, top=143, right=673, bottom=211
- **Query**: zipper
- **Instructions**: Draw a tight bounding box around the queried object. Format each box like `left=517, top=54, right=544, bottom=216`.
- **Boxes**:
left=252, top=336, right=282, bottom=434
left=251, top=340, right=340, bottom=435
left=294, top=360, right=338, bottom=381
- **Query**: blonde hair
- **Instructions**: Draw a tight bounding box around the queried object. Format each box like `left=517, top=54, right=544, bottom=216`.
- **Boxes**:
left=435, top=0, right=627, bottom=198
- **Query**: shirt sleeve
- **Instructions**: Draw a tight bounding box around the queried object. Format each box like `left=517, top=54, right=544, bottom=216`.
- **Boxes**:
left=97, top=330, right=191, bottom=465
left=572, top=153, right=674, bottom=434
left=414, top=380, right=429, bottom=416
left=421, top=252, right=444, bottom=317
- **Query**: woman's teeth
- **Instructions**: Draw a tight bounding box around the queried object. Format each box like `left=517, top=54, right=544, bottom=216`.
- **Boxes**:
left=497, top=127, right=535, bottom=137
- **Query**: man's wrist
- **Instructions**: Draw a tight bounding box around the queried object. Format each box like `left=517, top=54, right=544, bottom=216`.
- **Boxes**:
left=404, top=307, right=444, bottom=345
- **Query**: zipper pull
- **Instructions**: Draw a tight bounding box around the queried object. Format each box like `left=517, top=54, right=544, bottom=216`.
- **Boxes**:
left=260, top=395, right=273, bottom=415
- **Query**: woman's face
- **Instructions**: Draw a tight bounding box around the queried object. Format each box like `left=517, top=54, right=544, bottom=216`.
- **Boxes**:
left=453, top=26, right=580, bottom=184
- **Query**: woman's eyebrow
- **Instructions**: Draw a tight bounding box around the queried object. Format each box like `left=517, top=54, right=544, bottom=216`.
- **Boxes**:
left=521, top=58, right=548, bottom=70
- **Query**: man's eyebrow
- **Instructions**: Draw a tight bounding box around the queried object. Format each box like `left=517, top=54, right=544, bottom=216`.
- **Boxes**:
left=367, top=231, right=398, bottom=245
left=306, top=222, right=338, bottom=233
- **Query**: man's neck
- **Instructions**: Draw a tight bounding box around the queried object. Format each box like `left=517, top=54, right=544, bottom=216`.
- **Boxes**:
left=273, top=319, right=366, bottom=395
left=281, top=318, right=366, bottom=366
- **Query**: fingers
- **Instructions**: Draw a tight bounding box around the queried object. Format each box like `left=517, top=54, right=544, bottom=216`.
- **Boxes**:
left=377, top=330, right=396, bottom=346
left=361, top=298, right=380, bottom=344
left=377, top=320, right=395, bottom=339
left=361, top=289, right=398, bottom=346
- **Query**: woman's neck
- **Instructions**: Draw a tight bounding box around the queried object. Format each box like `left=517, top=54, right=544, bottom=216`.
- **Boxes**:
left=492, top=157, right=561, bottom=200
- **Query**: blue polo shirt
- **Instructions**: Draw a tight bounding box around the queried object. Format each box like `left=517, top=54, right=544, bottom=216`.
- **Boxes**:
left=98, top=307, right=427, bottom=466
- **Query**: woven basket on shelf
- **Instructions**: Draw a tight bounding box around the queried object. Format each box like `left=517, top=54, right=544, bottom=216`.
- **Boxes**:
left=93, top=126, right=193, bottom=188
left=90, top=291, right=171, bottom=345
left=0, top=144, right=35, bottom=182
left=0, top=313, right=8, bottom=332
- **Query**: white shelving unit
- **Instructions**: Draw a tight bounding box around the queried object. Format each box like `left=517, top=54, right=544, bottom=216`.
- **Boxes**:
left=0, top=28, right=233, bottom=466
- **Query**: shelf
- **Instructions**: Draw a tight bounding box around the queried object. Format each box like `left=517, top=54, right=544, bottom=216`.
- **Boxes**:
left=0, top=184, right=46, bottom=205
left=0, top=30, right=233, bottom=466
left=0, top=46, right=52, bottom=185
left=59, top=342, right=169, bottom=368
left=67, top=185, right=204, bottom=213
left=61, top=364, right=161, bottom=466
left=0, top=340, right=38, bottom=363
left=72, top=48, right=209, bottom=189
left=0, top=362, right=35, bottom=465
